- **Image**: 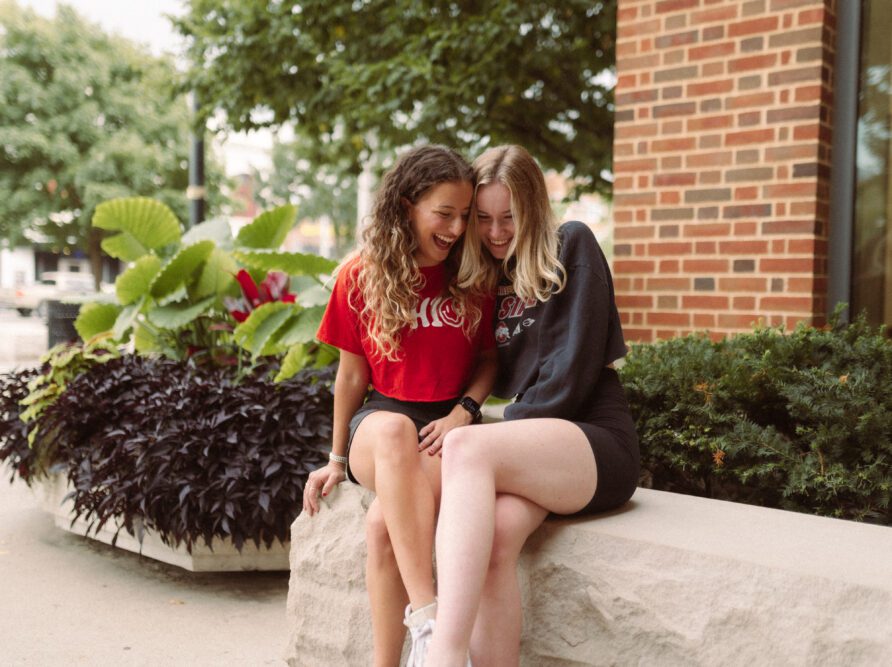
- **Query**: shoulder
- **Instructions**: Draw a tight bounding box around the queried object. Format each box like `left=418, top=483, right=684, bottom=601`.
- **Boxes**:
left=558, top=221, right=603, bottom=266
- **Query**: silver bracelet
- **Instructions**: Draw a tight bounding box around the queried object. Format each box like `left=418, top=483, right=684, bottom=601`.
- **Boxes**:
left=329, top=452, right=347, bottom=466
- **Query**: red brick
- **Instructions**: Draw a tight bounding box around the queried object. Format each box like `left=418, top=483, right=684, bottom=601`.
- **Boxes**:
left=660, top=191, right=682, bottom=205
left=614, top=226, right=657, bottom=240
left=725, top=128, right=774, bottom=146
left=683, top=259, right=730, bottom=272
left=718, top=277, right=768, bottom=291
left=718, top=313, right=762, bottom=328
left=652, top=137, right=698, bottom=151
left=760, top=296, right=815, bottom=312
left=689, top=42, right=736, bottom=60
left=693, top=313, right=717, bottom=328
left=734, top=186, right=759, bottom=200
left=729, top=17, right=780, bottom=37
left=798, top=8, right=825, bottom=25
left=719, top=240, right=769, bottom=254
left=765, top=144, right=815, bottom=161
left=648, top=241, right=694, bottom=255
left=647, top=277, right=693, bottom=290
left=647, top=312, right=692, bottom=327
left=687, top=151, right=734, bottom=167
left=692, top=6, right=739, bottom=24
left=616, top=294, right=655, bottom=308
left=656, top=0, right=699, bottom=13
left=615, top=260, right=656, bottom=273
left=726, top=92, right=775, bottom=109
left=654, top=172, right=698, bottom=186
left=619, top=18, right=662, bottom=39
left=655, top=30, right=700, bottom=49
left=684, top=223, right=733, bottom=237
left=687, top=114, right=734, bottom=131
left=759, top=257, right=816, bottom=272
left=733, top=296, right=756, bottom=310
left=763, top=182, right=816, bottom=198
left=614, top=158, right=660, bottom=173
left=761, top=219, right=817, bottom=234
left=683, top=295, right=730, bottom=309
left=687, top=79, right=735, bottom=96
left=659, top=259, right=681, bottom=273
left=729, top=54, right=778, bottom=73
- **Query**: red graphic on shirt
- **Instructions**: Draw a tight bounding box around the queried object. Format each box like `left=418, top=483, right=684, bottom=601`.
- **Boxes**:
left=497, top=295, right=537, bottom=320
left=495, top=321, right=510, bottom=344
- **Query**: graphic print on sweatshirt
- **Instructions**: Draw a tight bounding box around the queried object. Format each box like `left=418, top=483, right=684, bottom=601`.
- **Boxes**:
left=495, top=284, right=537, bottom=347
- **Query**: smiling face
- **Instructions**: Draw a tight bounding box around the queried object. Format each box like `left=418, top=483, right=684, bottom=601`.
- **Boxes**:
left=406, top=180, right=473, bottom=267
left=475, top=183, right=515, bottom=261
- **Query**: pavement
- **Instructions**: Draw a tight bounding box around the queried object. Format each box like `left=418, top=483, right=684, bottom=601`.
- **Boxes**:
left=0, top=310, right=293, bottom=666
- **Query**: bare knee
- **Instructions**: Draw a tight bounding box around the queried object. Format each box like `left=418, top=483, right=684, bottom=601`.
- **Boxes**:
left=441, top=425, right=486, bottom=473
left=372, top=414, right=420, bottom=469
left=488, top=497, right=543, bottom=574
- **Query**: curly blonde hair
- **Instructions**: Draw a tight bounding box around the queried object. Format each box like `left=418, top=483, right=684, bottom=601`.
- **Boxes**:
left=349, top=145, right=479, bottom=361
left=459, top=145, right=566, bottom=301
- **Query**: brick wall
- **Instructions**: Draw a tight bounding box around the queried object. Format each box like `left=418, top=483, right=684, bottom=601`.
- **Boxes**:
left=613, top=0, right=836, bottom=342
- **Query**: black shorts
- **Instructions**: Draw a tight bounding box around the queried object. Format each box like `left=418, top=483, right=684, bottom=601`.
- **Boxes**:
left=345, top=390, right=459, bottom=484
left=564, top=368, right=640, bottom=516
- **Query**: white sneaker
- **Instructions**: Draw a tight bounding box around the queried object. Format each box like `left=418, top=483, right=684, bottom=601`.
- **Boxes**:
left=403, top=601, right=437, bottom=667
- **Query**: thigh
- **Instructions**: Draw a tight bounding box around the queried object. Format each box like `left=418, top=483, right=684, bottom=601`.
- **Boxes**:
left=350, top=411, right=443, bottom=501
left=490, top=494, right=548, bottom=563
left=445, top=419, right=597, bottom=515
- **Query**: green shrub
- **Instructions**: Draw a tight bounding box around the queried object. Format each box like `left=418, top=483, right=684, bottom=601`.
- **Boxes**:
left=620, top=314, right=892, bottom=525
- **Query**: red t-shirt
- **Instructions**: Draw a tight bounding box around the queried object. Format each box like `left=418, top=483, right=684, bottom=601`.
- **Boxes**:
left=316, top=258, right=495, bottom=401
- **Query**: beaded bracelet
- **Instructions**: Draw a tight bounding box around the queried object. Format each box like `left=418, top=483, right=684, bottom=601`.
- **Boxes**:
left=329, top=452, right=347, bottom=466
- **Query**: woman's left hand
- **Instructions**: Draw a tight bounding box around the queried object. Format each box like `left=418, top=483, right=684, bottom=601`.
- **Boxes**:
left=418, top=406, right=474, bottom=456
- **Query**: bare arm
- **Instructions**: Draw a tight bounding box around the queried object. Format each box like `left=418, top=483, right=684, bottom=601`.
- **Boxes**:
left=418, top=347, right=497, bottom=456
left=303, top=350, right=370, bottom=516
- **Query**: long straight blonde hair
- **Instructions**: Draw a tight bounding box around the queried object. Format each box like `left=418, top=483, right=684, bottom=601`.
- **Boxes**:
left=459, top=145, right=565, bottom=301
left=346, top=144, right=479, bottom=361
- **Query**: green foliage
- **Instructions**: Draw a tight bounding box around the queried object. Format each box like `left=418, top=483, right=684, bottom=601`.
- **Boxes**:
left=75, top=196, right=336, bottom=377
left=620, top=314, right=892, bottom=525
left=18, top=336, right=120, bottom=473
left=175, top=0, right=615, bottom=197
left=0, top=1, right=226, bottom=266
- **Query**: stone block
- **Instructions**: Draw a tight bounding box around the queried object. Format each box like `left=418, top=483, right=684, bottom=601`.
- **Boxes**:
left=285, top=483, right=892, bottom=666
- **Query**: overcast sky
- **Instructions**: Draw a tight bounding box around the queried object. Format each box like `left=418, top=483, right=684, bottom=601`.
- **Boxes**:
left=17, top=0, right=187, bottom=57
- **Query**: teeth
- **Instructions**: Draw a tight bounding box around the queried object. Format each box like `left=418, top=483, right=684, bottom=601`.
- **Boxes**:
left=434, top=234, right=455, bottom=244
left=489, top=239, right=511, bottom=246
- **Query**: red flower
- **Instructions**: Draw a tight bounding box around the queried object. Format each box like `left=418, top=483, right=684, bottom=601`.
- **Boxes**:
left=226, top=270, right=297, bottom=323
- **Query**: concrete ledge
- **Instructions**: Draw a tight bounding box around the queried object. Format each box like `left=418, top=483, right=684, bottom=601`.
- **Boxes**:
left=38, top=472, right=289, bottom=572
left=286, top=483, right=892, bottom=666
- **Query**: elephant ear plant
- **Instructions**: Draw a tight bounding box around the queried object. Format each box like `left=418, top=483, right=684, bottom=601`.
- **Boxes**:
left=76, top=196, right=338, bottom=380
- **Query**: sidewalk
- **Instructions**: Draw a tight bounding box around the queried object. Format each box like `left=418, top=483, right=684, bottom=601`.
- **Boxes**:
left=0, top=476, right=290, bottom=666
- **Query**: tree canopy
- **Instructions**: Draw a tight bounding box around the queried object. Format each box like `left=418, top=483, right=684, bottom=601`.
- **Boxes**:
left=0, top=0, right=223, bottom=278
left=175, top=0, right=615, bottom=196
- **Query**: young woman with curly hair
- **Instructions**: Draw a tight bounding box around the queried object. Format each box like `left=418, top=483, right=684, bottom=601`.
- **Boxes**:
left=424, top=145, right=640, bottom=666
left=303, top=144, right=497, bottom=667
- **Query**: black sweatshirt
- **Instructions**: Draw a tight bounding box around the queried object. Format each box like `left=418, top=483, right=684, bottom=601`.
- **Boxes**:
left=493, top=221, right=627, bottom=422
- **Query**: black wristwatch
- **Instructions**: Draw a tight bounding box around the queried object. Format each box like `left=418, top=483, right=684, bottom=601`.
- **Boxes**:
left=458, top=396, right=482, bottom=422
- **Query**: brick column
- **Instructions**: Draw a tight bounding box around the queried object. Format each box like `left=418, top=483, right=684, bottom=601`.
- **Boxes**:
left=613, top=0, right=835, bottom=342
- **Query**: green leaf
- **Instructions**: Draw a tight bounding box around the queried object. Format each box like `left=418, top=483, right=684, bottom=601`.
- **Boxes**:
left=232, top=249, right=338, bottom=278
left=74, top=302, right=121, bottom=341
left=93, top=198, right=182, bottom=259
left=115, top=255, right=162, bottom=305
left=233, top=301, right=294, bottom=357
left=195, top=247, right=238, bottom=298
left=147, top=296, right=216, bottom=329
left=133, top=322, right=160, bottom=354
left=236, top=204, right=297, bottom=249
left=112, top=299, right=144, bottom=340
left=182, top=217, right=234, bottom=248
left=149, top=240, right=215, bottom=299
left=274, top=344, right=308, bottom=383
left=100, top=233, right=149, bottom=262
left=278, top=305, right=327, bottom=346
left=290, top=277, right=333, bottom=307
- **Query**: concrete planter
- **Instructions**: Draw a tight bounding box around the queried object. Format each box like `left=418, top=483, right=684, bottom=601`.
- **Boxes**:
left=38, top=472, right=290, bottom=572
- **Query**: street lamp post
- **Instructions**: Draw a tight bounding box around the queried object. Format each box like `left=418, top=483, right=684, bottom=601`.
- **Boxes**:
left=187, top=92, right=206, bottom=229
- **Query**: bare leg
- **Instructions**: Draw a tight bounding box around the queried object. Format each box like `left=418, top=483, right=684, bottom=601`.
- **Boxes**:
left=366, top=498, right=410, bottom=667
left=426, top=419, right=597, bottom=666
left=350, top=411, right=442, bottom=610
left=469, top=494, right=547, bottom=667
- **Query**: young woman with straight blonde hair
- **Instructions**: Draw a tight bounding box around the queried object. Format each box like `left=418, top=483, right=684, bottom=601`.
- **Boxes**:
left=425, top=145, right=640, bottom=666
left=303, top=144, right=496, bottom=667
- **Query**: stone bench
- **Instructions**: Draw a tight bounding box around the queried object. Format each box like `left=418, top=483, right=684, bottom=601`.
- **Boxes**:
left=285, top=483, right=892, bottom=666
